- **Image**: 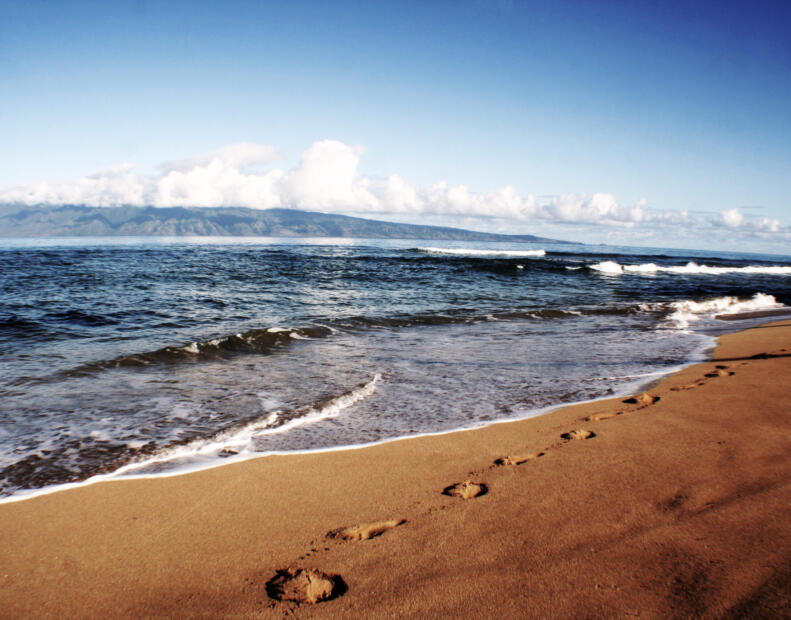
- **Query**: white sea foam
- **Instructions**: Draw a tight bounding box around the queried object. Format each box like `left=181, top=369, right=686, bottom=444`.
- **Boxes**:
left=590, top=261, right=791, bottom=276
left=588, top=260, right=624, bottom=274
left=105, top=373, right=383, bottom=476
left=419, top=247, right=546, bottom=257
left=179, top=332, right=248, bottom=354
left=663, top=293, right=784, bottom=329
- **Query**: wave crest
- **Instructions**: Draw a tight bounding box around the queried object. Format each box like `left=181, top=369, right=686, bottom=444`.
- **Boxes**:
left=590, top=261, right=791, bottom=276
left=107, top=374, right=383, bottom=477
left=662, top=293, right=784, bottom=329
left=418, top=247, right=546, bottom=257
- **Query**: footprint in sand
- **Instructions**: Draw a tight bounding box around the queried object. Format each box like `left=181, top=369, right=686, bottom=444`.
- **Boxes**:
left=585, top=411, right=621, bottom=422
left=672, top=365, right=733, bottom=391
left=671, top=381, right=706, bottom=391
left=704, top=366, right=734, bottom=378
left=560, top=429, right=595, bottom=441
left=494, top=452, right=545, bottom=466
left=657, top=492, right=689, bottom=512
left=442, top=480, right=487, bottom=499
left=623, top=393, right=660, bottom=408
left=265, top=568, right=344, bottom=604
left=326, top=519, right=406, bottom=541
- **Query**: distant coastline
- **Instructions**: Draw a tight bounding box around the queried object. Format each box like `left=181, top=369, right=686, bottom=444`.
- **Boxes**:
left=0, top=204, right=573, bottom=243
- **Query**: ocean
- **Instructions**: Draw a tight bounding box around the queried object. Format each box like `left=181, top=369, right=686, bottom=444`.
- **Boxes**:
left=2, top=236, right=791, bottom=501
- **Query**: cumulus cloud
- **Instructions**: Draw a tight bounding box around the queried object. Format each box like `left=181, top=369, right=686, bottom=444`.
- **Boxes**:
left=154, top=160, right=284, bottom=208
left=719, top=208, right=745, bottom=228
left=278, top=140, right=377, bottom=209
left=0, top=139, right=787, bottom=241
left=532, top=193, right=647, bottom=226
left=159, top=143, right=281, bottom=173
left=2, top=163, right=146, bottom=207
left=712, top=208, right=788, bottom=236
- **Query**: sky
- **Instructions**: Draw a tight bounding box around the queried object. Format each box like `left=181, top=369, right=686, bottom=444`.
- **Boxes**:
left=1, top=0, right=790, bottom=251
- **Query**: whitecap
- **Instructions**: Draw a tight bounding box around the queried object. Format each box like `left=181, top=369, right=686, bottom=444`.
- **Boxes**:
left=418, top=247, right=546, bottom=257
left=589, top=261, right=623, bottom=274
left=662, top=293, right=784, bottom=329
left=590, top=260, right=791, bottom=276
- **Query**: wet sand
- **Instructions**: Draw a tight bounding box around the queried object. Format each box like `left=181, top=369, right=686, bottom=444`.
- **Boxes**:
left=1, top=320, right=790, bottom=618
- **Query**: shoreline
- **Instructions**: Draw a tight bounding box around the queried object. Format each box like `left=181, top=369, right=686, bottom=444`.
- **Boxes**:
left=1, top=320, right=790, bottom=618
left=0, top=332, right=713, bottom=506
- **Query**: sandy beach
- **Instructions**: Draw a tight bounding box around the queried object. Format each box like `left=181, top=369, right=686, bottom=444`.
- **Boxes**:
left=1, top=319, right=790, bottom=619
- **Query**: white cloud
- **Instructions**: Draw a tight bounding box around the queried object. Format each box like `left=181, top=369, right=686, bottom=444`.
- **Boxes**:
left=278, top=140, right=377, bottom=210
left=758, top=217, right=781, bottom=233
left=159, top=143, right=281, bottom=173
left=533, top=192, right=646, bottom=226
left=711, top=208, right=789, bottom=237
left=1, top=140, right=788, bottom=244
left=720, top=208, right=745, bottom=228
left=381, top=174, right=421, bottom=212
left=1, top=163, right=146, bottom=207
left=154, top=160, right=283, bottom=208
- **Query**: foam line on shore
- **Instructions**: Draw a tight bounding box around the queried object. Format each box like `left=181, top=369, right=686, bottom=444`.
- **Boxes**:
left=0, top=341, right=711, bottom=505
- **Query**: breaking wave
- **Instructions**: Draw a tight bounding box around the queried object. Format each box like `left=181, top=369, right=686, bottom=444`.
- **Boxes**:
left=589, top=261, right=791, bottom=276
left=103, top=373, right=383, bottom=476
left=0, top=374, right=383, bottom=502
left=57, top=325, right=335, bottom=377
left=661, top=293, right=786, bottom=329
left=418, top=247, right=547, bottom=257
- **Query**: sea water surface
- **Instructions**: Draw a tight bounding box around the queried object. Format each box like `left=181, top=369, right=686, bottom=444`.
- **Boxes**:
left=2, top=236, right=791, bottom=500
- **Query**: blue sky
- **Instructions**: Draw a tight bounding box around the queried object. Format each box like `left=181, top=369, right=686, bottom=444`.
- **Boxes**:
left=1, top=0, right=789, bottom=250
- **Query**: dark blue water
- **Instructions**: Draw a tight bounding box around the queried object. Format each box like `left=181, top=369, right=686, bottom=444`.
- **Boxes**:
left=2, top=237, right=790, bottom=500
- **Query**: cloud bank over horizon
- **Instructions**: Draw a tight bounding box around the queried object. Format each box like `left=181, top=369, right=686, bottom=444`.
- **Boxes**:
left=1, top=140, right=787, bottom=245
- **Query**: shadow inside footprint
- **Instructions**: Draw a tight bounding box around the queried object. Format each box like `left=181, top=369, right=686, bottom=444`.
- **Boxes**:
left=623, top=393, right=660, bottom=407
left=704, top=368, right=734, bottom=378
left=560, top=429, right=596, bottom=441
left=494, top=452, right=544, bottom=466
left=265, top=568, right=346, bottom=604
left=326, top=519, right=406, bottom=541
left=442, top=480, right=488, bottom=499
left=658, top=492, right=689, bottom=512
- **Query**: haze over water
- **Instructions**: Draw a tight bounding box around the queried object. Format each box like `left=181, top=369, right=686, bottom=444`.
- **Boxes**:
left=2, top=237, right=791, bottom=500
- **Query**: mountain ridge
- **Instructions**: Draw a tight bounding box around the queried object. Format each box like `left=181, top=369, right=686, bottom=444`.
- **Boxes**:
left=0, top=204, right=574, bottom=244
